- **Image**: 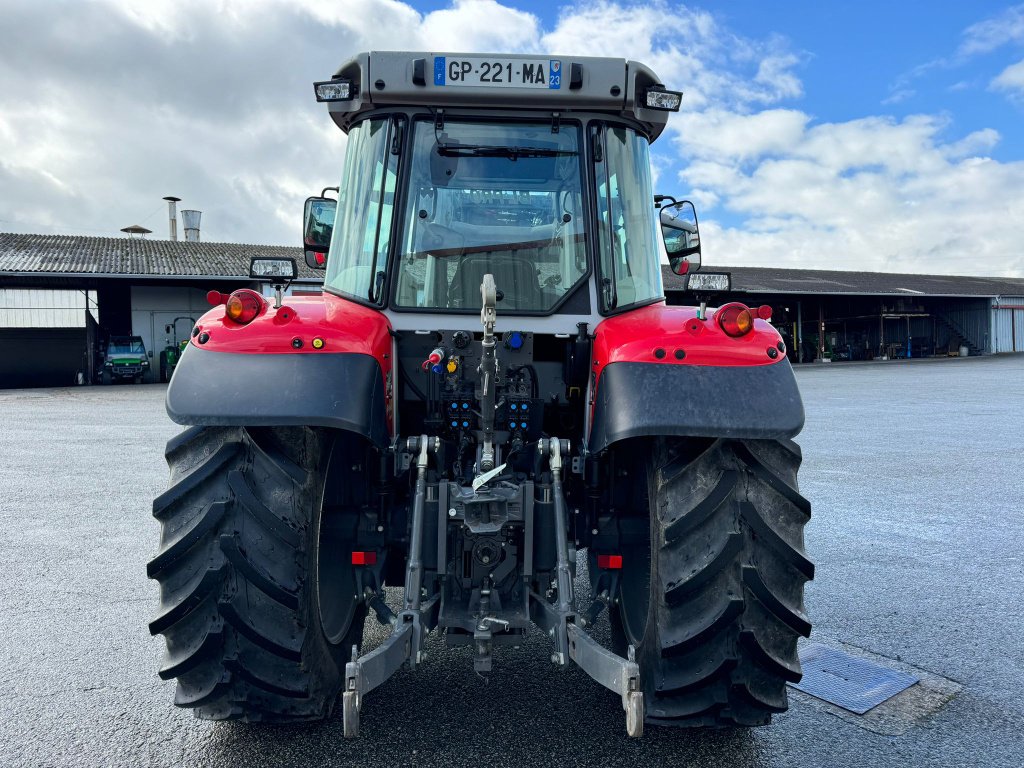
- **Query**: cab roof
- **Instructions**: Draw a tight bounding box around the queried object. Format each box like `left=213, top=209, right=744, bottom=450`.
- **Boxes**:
left=321, top=51, right=676, bottom=142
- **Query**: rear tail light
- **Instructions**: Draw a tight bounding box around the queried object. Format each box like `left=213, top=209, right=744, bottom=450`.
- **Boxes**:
left=351, top=551, right=377, bottom=566
left=717, top=303, right=754, bottom=337
left=224, top=289, right=264, bottom=325
left=597, top=554, right=623, bottom=569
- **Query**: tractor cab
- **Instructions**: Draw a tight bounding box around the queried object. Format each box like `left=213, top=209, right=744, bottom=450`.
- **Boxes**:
left=302, top=52, right=688, bottom=326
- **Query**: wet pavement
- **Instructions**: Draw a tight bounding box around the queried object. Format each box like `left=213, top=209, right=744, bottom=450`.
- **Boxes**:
left=1, top=354, right=1022, bottom=767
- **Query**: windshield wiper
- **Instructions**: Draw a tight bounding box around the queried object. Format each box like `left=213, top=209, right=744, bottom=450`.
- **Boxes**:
left=437, top=143, right=577, bottom=160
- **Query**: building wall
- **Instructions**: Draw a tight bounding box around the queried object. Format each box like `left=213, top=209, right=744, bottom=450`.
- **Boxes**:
left=130, top=286, right=210, bottom=381
left=0, top=288, right=96, bottom=328
left=992, top=297, right=1024, bottom=353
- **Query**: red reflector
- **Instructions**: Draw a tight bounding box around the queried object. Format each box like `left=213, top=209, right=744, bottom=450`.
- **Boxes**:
left=206, top=290, right=228, bottom=306
left=351, top=551, right=377, bottom=566
left=597, top=554, right=623, bottom=569
left=755, top=305, right=773, bottom=321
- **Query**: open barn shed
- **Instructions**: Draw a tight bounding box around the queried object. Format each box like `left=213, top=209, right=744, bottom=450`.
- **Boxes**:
left=665, top=266, right=1024, bottom=363
left=0, top=233, right=320, bottom=387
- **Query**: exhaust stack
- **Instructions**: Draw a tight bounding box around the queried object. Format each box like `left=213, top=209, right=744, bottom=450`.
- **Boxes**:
left=162, top=196, right=181, bottom=241
left=181, top=209, right=201, bottom=242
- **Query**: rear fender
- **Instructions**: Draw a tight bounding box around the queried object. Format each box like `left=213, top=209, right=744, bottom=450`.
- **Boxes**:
left=166, top=293, right=393, bottom=447
left=587, top=303, right=804, bottom=454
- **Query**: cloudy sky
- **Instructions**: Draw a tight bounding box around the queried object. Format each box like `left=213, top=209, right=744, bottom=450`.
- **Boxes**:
left=1, top=0, right=1023, bottom=277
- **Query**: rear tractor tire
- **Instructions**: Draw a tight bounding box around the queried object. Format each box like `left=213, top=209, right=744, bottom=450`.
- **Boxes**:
left=147, top=426, right=367, bottom=721
left=613, top=438, right=813, bottom=728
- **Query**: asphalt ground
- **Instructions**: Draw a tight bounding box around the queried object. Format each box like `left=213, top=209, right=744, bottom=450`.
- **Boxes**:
left=1, top=354, right=1022, bottom=767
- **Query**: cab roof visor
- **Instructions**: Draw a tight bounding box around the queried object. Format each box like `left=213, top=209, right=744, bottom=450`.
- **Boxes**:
left=322, top=51, right=674, bottom=142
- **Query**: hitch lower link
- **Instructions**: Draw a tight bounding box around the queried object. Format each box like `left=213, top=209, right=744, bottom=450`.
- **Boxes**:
left=343, top=435, right=439, bottom=738
left=342, top=436, right=644, bottom=738
left=532, top=437, right=644, bottom=737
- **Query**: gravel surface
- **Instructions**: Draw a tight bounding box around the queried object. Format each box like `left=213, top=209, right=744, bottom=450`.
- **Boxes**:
left=1, top=355, right=1022, bottom=767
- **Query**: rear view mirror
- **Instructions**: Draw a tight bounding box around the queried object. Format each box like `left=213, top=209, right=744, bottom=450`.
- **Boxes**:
left=303, top=196, right=337, bottom=270
left=659, top=200, right=701, bottom=275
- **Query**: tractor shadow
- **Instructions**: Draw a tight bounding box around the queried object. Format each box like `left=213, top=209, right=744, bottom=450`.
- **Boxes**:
left=206, top=580, right=770, bottom=767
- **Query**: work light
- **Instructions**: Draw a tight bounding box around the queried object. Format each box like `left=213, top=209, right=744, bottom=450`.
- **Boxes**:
left=314, top=79, right=354, bottom=102
left=644, top=87, right=682, bottom=111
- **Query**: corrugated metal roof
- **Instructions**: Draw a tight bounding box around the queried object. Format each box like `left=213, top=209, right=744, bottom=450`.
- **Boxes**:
left=4, top=232, right=1023, bottom=298
left=0, top=232, right=320, bottom=281
left=662, top=265, right=1024, bottom=298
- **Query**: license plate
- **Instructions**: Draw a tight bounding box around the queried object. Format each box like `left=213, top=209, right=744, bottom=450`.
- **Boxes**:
left=434, top=57, right=562, bottom=89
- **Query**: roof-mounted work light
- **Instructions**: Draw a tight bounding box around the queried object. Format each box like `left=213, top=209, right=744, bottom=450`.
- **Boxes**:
left=249, top=257, right=297, bottom=311
left=644, top=86, right=682, bottom=112
left=249, top=257, right=297, bottom=281
left=685, top=272, right=731, bottom=293
left=313, top=79, right=354, bottom=102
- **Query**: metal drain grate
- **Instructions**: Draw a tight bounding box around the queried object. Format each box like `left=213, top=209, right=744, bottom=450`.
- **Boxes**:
left=790, top=643, right=919, bottom=714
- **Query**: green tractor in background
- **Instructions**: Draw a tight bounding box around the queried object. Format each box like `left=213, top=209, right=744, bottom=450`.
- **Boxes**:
left=158, top=317, right=196, bottom=383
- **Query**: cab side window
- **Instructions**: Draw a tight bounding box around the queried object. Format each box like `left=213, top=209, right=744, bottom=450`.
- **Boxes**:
left=592, top=125, right=664, bottom=311
left=325, top=118, right=402, bottom=302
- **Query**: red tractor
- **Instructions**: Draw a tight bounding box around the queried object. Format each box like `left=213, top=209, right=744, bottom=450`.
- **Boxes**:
left=149, top=51, right=812, bottom=737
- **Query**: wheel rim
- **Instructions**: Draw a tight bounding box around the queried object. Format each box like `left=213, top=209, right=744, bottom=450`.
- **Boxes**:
left=618, top=461, right=653, bottom=648
left=619, top=537, right=651, bottom=646
left=316, top=513, right=358, bottom=645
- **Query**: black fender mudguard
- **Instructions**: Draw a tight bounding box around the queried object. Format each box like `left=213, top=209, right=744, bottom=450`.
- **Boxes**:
left=166, top=345, right=389, bottom=448
left=587, top=360, right=804, bottom=454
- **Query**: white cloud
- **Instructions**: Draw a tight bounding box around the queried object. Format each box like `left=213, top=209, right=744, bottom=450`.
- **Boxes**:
left=958, top=4, right=1024, bottom=56
left=990, top=58, right=1024, bottom=97
left=678, top=110, right=1024, bottom=277
left=420, top=0, right=540, bottom=51
left=886, top=5, right=1024, bottom=112
left=674, top=109, right=808, bottom=164
left=0, top=0, right=1022, bottom=277
left=881, top=88, right=914, bottom=106
left=944, top=128, right=1000, bottom=158
left=538, top=1, right=803, bottom=111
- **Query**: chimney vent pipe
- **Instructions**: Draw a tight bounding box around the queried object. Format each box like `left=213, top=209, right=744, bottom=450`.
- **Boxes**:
left=163, top=196, right=181, bottom=241
left=181, top=209, right=201, bottom=242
